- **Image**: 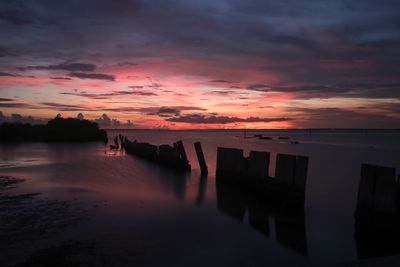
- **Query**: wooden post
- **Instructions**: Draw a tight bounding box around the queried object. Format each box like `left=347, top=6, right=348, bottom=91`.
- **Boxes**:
left=356, top=164, right=397, bottom=216
left=176, top=140, right=188, bottom=162
left=194, top=142, right=208, bottom=176
left=216, top=147, right=245, bottom=181
left=247, top=150, right=270, bottom=180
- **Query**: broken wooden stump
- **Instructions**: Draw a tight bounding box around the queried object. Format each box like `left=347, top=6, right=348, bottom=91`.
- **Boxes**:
left=216, top=147, right=246, bottom=182
left=356, top=165, right=399, bottom=211
left=194, top=142, right=208, bottom=176
left=175, top=141, right=188, bottom=162
left=124, top=140, right=158, bottom=161
left=275, top=154, right=308, bottom=200
left=247, top=151, right=270, bottom=181
left=216, top=146, right=309, bottom=206
left=159, top=142, right=191, bottom=171
left=159, top=144, right=180, bottom=164
left=354, top=164, right=400, bottom=259
left=124, top=138, right=190, bottom=172
left=355, top=164, right=398, bottom=218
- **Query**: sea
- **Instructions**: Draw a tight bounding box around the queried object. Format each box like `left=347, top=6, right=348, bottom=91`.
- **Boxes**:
left=1, top=130, right=400, bottom=266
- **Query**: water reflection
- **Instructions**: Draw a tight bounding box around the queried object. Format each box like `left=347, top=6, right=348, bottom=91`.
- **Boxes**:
left=195, top=177, right=207, bottom=206
left=216, top=182, right=308, bottom=255
left=135, top=156, right=190, bottom=201
left=354, top=163, right=400, bottom=259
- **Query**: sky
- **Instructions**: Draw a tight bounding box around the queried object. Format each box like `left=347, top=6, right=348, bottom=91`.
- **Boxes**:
left=0, top=0, right=399, bottom=129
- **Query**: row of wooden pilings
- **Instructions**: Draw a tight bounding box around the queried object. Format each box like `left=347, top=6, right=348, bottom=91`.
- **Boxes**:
left=216, top=147, right=309, bottom=206
left=120, top=135, right=400, bottom=258
left=122, top=138, right=192, bottom=171
left=120, top=136, right=400, bottom=216
left=121, top=137, right=309, bottom=207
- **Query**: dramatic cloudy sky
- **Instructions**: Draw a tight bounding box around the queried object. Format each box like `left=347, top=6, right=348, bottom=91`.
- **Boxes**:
left=1, top=0, right=399, bottom=128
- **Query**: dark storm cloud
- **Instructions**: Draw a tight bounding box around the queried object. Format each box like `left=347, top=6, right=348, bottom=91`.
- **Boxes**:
left=118, top=62, right=138, bottom=66
left=211, top=90, right=237, bottom=95
left=0, top=72, right=36, bottom=79
left=209, top=80, right=235, bottom=84
left=39, top=102, right=95, bottom=111
left=146, top=107, right=181, bottom=117
left=0, top=46, right=12, bottom=57
left=68, top=72, right=115, bottom=81
left=50, top=77, right=72, bottom=80
left=0, top=10, right=32, bottom=25
left=288, top=107, right=400, bottom=128
left=116, top=106, right=208, bottom=116
left=0, top=0, right=399, bottom=103
left=60, top=89, right=157, bottom=99
left=155, top=107, right=179, bottom=114
left=0, top=72, right=16, bottom=77
left=0, top=98, right=14, bottom=102
left=20, top=63, right=96, bottom=72
left=0, top=102, right=36, bottom=109
left=147, top=83, right=163, bottom=88
left=247, top=82, right=400, bottom=99
left=166, top=114, right=291, bottom=124
left=129, top=83, right=163, bottom=89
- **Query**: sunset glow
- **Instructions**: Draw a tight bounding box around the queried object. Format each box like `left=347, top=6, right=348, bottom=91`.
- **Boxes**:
left=1, top=1, right=399, bottom=129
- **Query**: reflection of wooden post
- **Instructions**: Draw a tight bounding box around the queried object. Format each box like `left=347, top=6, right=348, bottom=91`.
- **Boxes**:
left=194, top=142, right=208, bottom=176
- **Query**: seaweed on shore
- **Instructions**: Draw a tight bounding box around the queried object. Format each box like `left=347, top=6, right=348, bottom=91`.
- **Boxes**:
left=16, top=240, right=101, bottom=267
left=0, top=176, right=90, bottom=267
left=0, top=176, right=25, bottom=189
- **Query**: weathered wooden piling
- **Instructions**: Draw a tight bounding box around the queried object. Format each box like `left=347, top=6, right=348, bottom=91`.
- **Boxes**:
left=124, top=138, right=191, bottom=172
left=275, top=154, right=297, bottom=188
left=354, top=164, right=400, bottom=259
left=194, top=142, right=208, bottom=176
left=355, top=164, right=398, bottom=216
left=124, top=140, right=158, bottom=161
left=159, top=144, right=179, bottom=164
left=247, top=151, right=270, bottom=181
left=215, top=146, right=309, bottom=206
left=175, top=140, right=189, bottom=162
left=275, top=154, right=309, bottom=203
left=294, top=156, right=308, bottom=194
left=216, top=147, right=245, bottom=181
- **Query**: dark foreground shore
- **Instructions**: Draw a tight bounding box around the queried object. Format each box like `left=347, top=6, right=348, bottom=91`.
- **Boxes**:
left=0, top=176, right=94, bottom=267
left=1, top=131, right=400, bottom=266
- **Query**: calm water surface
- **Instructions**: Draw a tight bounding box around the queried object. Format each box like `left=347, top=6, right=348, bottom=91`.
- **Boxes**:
left=1, top=130, right=399, bottom=266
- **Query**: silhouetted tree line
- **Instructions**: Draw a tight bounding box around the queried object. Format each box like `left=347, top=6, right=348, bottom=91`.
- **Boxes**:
left=0, top=117, right=107, bottom=143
